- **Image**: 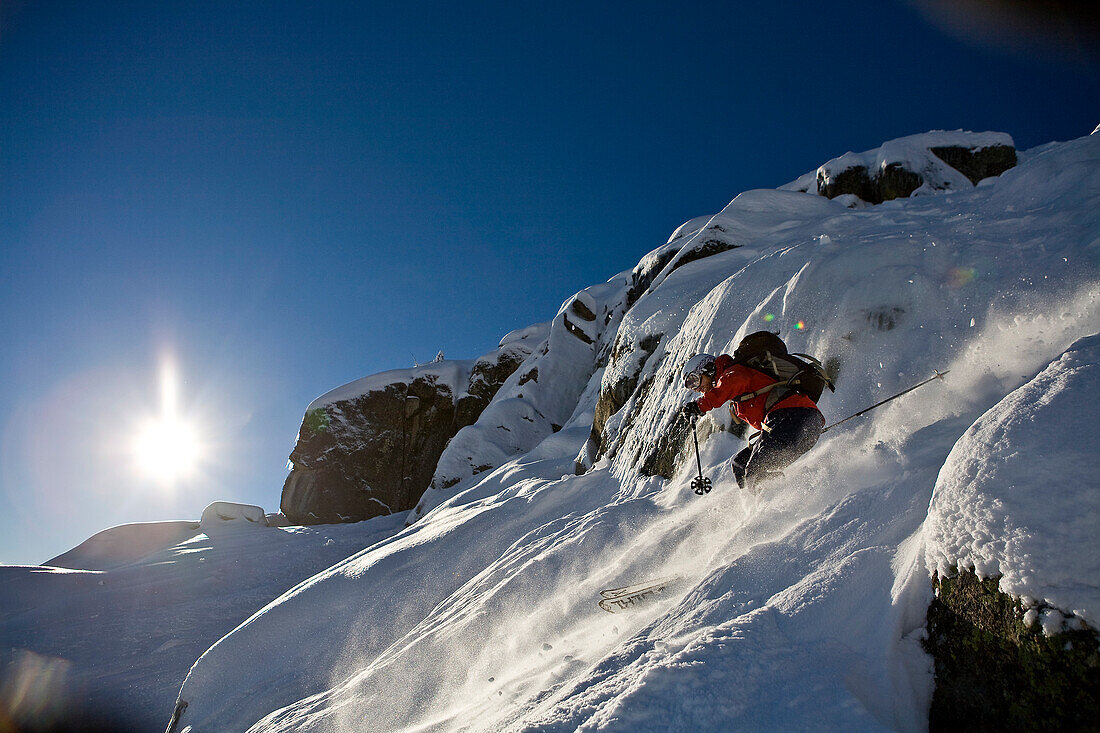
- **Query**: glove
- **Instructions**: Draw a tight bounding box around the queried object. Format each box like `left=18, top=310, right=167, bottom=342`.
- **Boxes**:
left=680, top=401, right=703, bottom=420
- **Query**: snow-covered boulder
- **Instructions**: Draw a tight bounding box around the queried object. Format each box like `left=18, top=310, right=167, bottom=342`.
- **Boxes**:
left=782, top=130, right=1017, bottom=204
left=281, top=332, right=539, bottom=525
left=924, top=333, right=1100, bottom=626
left=200, top=502, right=269, bottom=530
left=919, top=334, right=1100, bottom=728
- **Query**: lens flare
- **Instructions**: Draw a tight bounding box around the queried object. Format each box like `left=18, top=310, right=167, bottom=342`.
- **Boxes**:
left=947, top=267, right=976, bottom=288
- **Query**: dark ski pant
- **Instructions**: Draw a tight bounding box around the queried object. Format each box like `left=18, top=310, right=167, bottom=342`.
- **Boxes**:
left=732, top=407, right=825, bottom=492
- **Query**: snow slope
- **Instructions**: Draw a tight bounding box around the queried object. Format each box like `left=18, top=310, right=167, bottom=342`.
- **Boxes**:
left=0, top=509, right=405, bottom=731
left=159, top=130, right=1099, bottom=731
left=2, top=130, right=1096, bottom=732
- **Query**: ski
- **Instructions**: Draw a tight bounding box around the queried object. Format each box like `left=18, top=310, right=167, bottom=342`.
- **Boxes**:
left=598, top=576, right=680, bottom=613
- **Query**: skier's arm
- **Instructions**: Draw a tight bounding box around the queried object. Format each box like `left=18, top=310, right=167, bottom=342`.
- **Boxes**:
left=695, top=369, right=749, bottom=413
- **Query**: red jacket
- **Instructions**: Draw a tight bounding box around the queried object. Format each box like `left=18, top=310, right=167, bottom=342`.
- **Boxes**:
left=694, top=354, right=820, bottom=430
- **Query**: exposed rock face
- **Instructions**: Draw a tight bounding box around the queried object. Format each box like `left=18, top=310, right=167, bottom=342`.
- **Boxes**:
left=281, top=377, right=457, bottom=524
left=562, top=293, right=598, bottom=344
left=930, top=144, right=1018, bottom=186
left=626, top=246, right=682, bottom=310
left=668, top=235, right=741, bottom=273
left=584, top=332, right=662, bottom=470
left=817, top=161, right=924, bottom=204
left=784, top=131, right=1017, bottom=205
left=924, top=569, right=1099, bottom=730
left=280, top=340, right=534, bottom=525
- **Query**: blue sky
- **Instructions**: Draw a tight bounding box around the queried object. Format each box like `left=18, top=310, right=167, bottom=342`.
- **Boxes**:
left=1, top=1, right=1097, bottom=564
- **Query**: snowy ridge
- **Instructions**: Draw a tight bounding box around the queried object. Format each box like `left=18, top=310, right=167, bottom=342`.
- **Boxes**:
left=307, top=360, right=474, bottom=412
left=158, top=130, right=1099, bottom=732
left=3, top=130, right=1097, bottom=732
left=782, top=129, right=1016, bottom=204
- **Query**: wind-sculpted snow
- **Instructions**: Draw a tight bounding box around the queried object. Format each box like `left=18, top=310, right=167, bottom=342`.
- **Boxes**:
left=45, top=519, right=201, bottom=570
left=924, top=333, right=1100, bottom=626
left=0, top=516, right=406, bottom=731
left=121, top=130, right=1100, bottom=730
left=408, top=282, right=621, bottom=522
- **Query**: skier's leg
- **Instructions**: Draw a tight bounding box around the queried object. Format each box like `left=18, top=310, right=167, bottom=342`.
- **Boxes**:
left=731, top=444, right=754, bottom=490
left=743, top=408, right=824, bottom=491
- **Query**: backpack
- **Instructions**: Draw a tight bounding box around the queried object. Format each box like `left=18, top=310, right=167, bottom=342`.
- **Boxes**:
left=730, top=331, right=835, bottom=411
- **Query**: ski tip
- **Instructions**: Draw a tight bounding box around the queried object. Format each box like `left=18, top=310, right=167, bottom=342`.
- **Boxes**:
left=597, top=576, right=683, bottom=613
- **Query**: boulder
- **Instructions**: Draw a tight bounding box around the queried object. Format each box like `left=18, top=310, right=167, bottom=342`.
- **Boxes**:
left=280, top=339, right=536, bottom=525
left=784, top=130, right=1017, bottom=205
left=929, top=144, right=1017, bottom=186
left=200, top=502, right=268, bottom=530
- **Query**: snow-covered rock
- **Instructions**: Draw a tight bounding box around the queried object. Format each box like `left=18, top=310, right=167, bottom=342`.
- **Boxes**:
left=782, top=130, right=1017, bottom=204
left=200, top=501, right=269, bottom=530
left=280, top=333, right=539, bottom=524
left=924, top=333, right=1100, bottom=625
left=406, top=287, right=613, bottom=522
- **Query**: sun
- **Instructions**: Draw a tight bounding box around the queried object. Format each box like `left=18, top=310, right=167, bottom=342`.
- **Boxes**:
left=130, top=357, right=206, bottom=485
left=132, top=415, right=202, bottom=484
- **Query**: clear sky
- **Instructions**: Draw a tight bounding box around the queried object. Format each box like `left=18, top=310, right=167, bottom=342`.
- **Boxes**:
left=1, top=1, right=1097, bottom=564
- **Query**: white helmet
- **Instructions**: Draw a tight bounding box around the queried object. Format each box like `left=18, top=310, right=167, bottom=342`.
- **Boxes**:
left=682, top=353, right=716, bottom=390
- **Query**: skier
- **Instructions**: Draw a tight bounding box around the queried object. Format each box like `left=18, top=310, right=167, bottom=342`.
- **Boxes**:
left=680, top=331, right=828, bottom=493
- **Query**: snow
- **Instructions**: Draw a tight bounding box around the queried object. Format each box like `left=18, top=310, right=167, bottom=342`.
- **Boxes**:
left=781, top=130, right=1016, bottom=199
left=45, top=520, right=201, bottom=571
left=923, top=333, right=1100, bottom=626
left=499, top=322, right=551, bottom=348
left=3, top=130, right=1099, bottom=732
left=200, top=501, right=269, bottom=529
left=0, top=515, right=406, bottom=731
left=306, top=360, right=472, bottom=412
left=666, top=215, right=713, bottom=244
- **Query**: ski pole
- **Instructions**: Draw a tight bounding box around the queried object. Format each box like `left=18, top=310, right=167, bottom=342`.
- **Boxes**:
left=823, top=370, right=950, bottom=434
left=690, top=414, right=712, bottom=495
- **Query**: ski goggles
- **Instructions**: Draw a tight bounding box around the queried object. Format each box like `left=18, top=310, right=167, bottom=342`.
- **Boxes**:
left=683, top=371, right=704, bottom=391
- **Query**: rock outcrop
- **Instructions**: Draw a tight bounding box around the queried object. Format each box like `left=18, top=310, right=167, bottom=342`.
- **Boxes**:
left=406, top=287, right=612, bottom=523
left=280, top=334, right=538, bottom=525
left=282, top=131, right=1022, bottom=526
left=783, top=130, right=1017, bottom=205
left=924, top=568, right=1099, bottom=730
left=922, top=334, right=1100, bottom=727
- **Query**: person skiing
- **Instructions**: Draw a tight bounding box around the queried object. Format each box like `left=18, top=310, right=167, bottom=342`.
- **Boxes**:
left=680, top=331, right=827, bottom=492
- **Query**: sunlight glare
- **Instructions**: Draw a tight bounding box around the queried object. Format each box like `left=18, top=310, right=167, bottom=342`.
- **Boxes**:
left=131, top=357, right=205, bottom=485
